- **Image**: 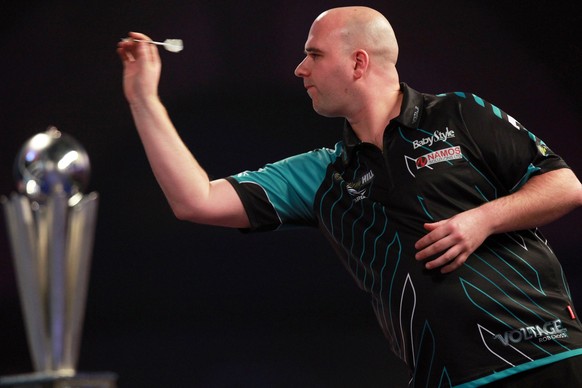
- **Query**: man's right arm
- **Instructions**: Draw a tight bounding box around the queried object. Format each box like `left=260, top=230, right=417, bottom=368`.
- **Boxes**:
left=117, top=32, right=249, bottom=228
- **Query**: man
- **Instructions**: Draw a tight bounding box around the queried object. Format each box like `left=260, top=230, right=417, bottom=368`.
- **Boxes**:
left=117, top=6, right=582, bottom=387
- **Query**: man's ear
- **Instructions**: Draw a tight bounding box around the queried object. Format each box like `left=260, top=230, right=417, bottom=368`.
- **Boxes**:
left=353, top=50, right=369, bottom=79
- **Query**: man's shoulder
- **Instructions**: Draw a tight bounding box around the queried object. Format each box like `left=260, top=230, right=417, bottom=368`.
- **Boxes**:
left=422, top=90, right=497, bottom=118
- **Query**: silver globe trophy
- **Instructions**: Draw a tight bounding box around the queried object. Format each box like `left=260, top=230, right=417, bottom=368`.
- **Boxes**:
left=1, top=127, right=116, bottom=387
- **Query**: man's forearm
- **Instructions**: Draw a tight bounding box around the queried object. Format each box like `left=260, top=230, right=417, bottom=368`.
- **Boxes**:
left=129, top=98, right=213, bottom=219
left=475, top=168, right=582, bottom=235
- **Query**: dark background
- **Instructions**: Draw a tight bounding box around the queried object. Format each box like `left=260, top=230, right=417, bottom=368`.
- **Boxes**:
left=1, top=1, right=580, bottom=387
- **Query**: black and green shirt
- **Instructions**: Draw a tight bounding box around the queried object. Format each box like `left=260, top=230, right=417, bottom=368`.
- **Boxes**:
left=226, top=83, right=582, bottom=387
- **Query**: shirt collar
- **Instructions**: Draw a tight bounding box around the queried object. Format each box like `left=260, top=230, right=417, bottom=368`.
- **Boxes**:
left=342, top=82, right=425, bottom=164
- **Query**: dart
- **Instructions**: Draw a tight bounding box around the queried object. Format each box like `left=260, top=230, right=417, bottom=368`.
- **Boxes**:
left=121, top=38, right=184, bottom=53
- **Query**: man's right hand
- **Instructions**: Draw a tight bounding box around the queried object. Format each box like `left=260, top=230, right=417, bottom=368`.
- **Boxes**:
left=117, top=32, right=161, bottom=106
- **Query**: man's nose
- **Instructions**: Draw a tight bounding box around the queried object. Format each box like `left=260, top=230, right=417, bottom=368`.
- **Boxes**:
left=294, top=57, right=308, bottom=77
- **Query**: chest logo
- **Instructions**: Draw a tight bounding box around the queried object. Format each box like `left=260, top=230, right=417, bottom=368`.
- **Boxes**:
left=416, top=146, right=463, bottom=169
left=413, top=127, right=455, bottom=149
left=404, top=146, right=464, bottom=178
left=338, top=170, right=375, bottom=202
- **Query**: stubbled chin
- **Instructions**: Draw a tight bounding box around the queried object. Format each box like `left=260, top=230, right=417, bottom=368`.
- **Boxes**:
left=312, top=104, right=334, bottom=118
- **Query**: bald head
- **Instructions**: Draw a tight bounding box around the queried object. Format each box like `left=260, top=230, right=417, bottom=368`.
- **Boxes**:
left=314, top=6, right=399, bottom=66
left=296, top=6, right=401, bottom=120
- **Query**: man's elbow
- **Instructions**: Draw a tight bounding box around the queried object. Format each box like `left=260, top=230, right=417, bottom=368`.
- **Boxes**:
left=574, top=180, right=582, bottom=208
left=173, top=208, right=194, bottom=222
left=169, top=201, right=201, bottom=223
left=563, top=169, right=582, bottom=209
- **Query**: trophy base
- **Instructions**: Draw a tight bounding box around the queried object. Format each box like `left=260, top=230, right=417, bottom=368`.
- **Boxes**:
left=0, top=372, right=117, bottom=388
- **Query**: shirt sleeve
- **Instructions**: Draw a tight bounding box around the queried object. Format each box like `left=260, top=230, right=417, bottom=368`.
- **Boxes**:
left=457, top=93, right=570, bottom=192
left=226, top=144, right=341, bottom=232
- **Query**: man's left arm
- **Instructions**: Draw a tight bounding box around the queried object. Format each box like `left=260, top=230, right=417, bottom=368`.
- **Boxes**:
left=415, top=168, right=582, bottom=273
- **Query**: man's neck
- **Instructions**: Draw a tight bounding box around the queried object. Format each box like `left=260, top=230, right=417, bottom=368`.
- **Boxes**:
left=348, top=89, right=403, bottom=149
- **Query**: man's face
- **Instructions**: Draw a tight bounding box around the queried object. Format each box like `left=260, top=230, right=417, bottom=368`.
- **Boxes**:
left=294, top=17, right=354, bottom=118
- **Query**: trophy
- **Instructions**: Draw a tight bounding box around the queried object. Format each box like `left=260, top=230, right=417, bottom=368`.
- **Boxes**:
left=1, top=127, right=116, bottom=387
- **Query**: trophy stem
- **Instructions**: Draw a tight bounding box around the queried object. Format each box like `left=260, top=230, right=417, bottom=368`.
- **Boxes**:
left=2, top=192, right=99, bottom=376
left=32, top=202, right=50, bottom=370
left=46, top=192, right=69, bottom=373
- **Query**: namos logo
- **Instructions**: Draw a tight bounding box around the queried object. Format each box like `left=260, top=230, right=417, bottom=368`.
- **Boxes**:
left=415, top=146, right=462, bottom=169
left=493, top=319, right=568, bottom=346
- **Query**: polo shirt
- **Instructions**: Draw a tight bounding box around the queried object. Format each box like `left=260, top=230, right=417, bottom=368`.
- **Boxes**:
left=226, top=83, right=582, bottom=386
